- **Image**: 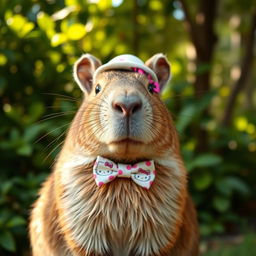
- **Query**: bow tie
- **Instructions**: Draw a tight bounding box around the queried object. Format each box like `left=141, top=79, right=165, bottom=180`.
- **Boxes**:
left=93, top=156, right=156, bottom=189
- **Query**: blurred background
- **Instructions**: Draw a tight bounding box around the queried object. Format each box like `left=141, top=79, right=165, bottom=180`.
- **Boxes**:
left=0, top=0, right=255, bottom=255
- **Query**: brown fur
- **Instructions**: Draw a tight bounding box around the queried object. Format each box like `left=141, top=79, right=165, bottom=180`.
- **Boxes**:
left=29, top=54, right=199, bottom=256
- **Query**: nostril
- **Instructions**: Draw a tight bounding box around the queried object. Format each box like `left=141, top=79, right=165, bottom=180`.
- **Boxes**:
left=113, top=103, right=124, bottom=113
left=112, top=99, right=142, bottom=116
left=131, top=102, right=142, bottom=114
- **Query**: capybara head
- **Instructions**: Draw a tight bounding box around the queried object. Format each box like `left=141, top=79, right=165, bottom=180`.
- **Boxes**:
left=71, top=54, right=177, bottom=162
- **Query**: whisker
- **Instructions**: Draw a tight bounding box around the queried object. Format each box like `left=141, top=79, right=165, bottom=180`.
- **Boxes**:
left=36, top=112, right=75, bottom=124
left=34, top=123, right=70, bottom=144
left=42, top=92, right=79, bottom=101
left=43, top=140, right=64, bottom=164
left=42, top=128, right=68, bottom=153
left=42, top=111, right=76, bottom=118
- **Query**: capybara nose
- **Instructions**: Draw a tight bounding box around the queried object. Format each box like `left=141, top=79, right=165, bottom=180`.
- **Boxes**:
left=112, top=96, right=142, bottom=116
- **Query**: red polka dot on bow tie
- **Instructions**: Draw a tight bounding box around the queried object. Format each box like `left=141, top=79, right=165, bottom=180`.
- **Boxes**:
left=132, top=164, right=138, bottom=168
left=108, top=176, right=115, bottom=181
left=126, top=165, right=132, bottom=170
left=145, top=161, right=151, bottom=166
left=98, top=182, right=104, bottom=186
left=118, top=170, right=123, bottom=175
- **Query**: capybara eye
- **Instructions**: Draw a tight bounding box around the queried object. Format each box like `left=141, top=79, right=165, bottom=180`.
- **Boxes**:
left=148, top=83, right=154, bottom=94
left=95, top=84, right=101, bottom=94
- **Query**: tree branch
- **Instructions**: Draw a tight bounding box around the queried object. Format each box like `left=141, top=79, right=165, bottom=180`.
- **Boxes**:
left=221, top=10, right=256, bottom=126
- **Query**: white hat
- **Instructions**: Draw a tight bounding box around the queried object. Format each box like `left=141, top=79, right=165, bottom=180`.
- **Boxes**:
left=93, top=54, right=158, bottom=82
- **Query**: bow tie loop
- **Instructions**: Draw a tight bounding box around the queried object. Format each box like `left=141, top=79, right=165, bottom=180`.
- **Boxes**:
left=93, top=156, right=156, bottom=189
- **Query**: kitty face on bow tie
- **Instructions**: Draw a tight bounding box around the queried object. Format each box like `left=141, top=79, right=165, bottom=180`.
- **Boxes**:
left=95, top=161, right=114, bottom=176
left=134, top=173, right=151, bottom=182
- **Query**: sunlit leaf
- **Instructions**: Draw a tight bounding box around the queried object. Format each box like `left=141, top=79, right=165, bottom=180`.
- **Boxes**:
left=6, top=14, right=34, bottom=38
left=37, top=12, right=55, bottom=38
left=60, top=20, right=69, bottom=33
left=66, top=23, right=86, bottom=40
left=171, top=61, right=182, bottom=76
left=37, top=12, right=55, bottom=31
left=0, top=54, right=7, bottom=65
left=235, top=116, right=248, bottom=131
left=51, top=33, right=68, bottom=47
left=149, top=0, right=163, bottom=11
left=20, top=22, right=34, bottom=37
left=98, top=0, right=112, bottom=10
left=52, top=6, right=76, bottom=21
left=65, top=0, right=79, bottom=7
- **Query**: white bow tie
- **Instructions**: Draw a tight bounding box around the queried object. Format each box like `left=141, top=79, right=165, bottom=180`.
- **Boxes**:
left=93, top=156, right=156, bottom=189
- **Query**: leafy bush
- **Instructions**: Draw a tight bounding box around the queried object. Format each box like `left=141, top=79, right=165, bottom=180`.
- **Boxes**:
left=202, top=234, right=256, bottom=256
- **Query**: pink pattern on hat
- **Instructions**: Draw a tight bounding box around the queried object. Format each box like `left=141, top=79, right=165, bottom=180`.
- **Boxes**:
left=131, top=67, right=160, bottom=93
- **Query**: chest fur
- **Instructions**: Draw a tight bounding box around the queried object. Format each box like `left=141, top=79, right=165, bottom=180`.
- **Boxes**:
left=56, top=161, right=186, bottom=256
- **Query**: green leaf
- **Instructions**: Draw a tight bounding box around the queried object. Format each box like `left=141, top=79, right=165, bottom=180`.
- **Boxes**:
left=195, top=62, right=211, bottom=75
left=28, top=102, right=45, bottom=123
left=17, top=144, right=32, bottom=156
left=23, top=123, right=48, bottom=142
left=215, top=179, right=233, bottom=196
left=225, top=177, right=250, bottom=195
left=200, top=224, right=212, bottom=236
left=213, top=196, right=230, bottom=212
left=211, top=222, right=224, bottom=233
left=193, top=172, right=212, bottom=190
left=0, top=77, right=7, bottom=94
left=176, top=105, right=196, bottom=133
left=189, top=154, right=222, bottom=171
left=0, top=230, right=15, bottom=252
left=216, top=176, right=250, bottom=196
left=0, top=181, right=13, bottom=195
left=7, top=217, right=26, bottom=228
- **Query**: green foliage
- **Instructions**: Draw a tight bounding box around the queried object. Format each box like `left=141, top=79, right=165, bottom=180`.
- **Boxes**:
left=0, top=0, right=255, bottom=255
left=202, top=234, right=256, bottom=256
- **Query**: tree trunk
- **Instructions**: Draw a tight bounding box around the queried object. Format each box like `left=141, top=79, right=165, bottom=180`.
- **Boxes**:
left=180, top=0, right=219, bottom=152
left=221, top=11, right=256, bottom=126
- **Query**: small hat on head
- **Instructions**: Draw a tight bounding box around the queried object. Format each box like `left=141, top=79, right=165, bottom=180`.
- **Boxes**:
left=93, top=54, right=158, bottom=83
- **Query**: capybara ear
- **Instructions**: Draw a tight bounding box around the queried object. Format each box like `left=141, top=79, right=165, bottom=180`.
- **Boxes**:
left=145, top=54, right=171, bottom=91
left=73, top=54, right=102, bottom=94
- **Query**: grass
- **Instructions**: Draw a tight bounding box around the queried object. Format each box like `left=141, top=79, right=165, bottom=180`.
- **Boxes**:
left=202, top=234, right=256, bottom=256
